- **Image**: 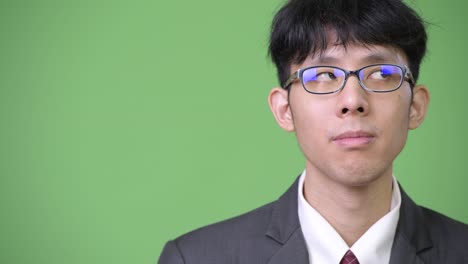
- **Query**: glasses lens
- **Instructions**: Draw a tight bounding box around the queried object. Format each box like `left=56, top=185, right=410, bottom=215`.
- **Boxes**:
left=360, top=65, right=403, bottom=91
left=302, top=67, right=345, bottom=93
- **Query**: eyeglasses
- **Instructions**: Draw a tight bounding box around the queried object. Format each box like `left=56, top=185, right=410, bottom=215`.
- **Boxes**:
left=283, top=64, right=415, bottom=94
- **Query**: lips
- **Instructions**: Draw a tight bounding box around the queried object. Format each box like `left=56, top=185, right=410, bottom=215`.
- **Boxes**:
left=332, top=131, right=375, bottom=147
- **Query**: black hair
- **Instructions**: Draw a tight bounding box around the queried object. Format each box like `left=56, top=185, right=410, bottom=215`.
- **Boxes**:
left=268, top=0, right=427, bottom=88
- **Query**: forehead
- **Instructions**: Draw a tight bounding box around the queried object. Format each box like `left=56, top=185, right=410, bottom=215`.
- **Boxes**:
left=296, top=44, right=408, bottom=70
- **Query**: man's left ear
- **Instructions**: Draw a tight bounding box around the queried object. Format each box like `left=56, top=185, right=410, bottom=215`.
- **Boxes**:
left=409, top=84, right=430, bottom=130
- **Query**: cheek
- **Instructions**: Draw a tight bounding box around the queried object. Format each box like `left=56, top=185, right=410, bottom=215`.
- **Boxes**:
left=377, top=93, right=411, bottom=148
left=290, top=96, right=332, bottom=151
left=290, top=93, right=330, bottom=131
left=394, top=92, right=412, bottom=126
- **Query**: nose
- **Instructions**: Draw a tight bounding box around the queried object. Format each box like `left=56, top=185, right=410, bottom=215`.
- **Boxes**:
left=335, top=75, right=369, bottom=117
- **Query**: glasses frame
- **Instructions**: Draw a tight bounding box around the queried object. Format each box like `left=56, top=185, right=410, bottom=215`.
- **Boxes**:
left=283, top=64, right=415, bottom=94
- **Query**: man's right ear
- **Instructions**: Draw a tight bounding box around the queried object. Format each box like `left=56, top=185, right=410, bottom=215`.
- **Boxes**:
left=268, top=88, right=295, bottom=132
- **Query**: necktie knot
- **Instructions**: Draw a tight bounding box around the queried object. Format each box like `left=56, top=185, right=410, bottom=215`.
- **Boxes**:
left=340, top=250, right=360, bottom=264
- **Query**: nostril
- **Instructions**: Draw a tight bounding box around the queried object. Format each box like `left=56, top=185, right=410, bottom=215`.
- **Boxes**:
left=357, top=107, right=364, bottom=112
left=342, top=108, right=349, bottom=114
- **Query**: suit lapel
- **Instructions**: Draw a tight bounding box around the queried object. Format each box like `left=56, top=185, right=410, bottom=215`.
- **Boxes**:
left=264, top=179, right=434, bottom=264
left=267, top=228, right=309, bottom=264
left=265, top=176, right=309, bottom=264
left=389, top=233, right=425, bottom=264
left=389, top=184, right=432, bottom=264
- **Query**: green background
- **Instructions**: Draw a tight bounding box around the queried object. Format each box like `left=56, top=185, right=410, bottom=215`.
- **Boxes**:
left=1, top=0, right=467, bottom=263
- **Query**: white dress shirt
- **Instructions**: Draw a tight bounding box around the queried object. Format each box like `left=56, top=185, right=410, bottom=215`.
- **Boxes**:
left=297, top=171, right=401, bottom=264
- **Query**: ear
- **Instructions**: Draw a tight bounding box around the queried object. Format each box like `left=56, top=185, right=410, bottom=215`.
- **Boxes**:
left=268, top=87, right=295, bottom=132
left=409, top=84, right=430, bottom=130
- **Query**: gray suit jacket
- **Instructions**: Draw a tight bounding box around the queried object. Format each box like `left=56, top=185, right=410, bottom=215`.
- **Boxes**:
left=159, top=177, right=468, bottom=263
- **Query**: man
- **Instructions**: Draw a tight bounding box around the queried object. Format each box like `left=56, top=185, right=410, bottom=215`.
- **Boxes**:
left=159, top=0, right=468, bottom=263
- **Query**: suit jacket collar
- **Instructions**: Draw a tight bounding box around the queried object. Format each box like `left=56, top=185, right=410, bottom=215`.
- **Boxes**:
left=389, top=184, right=433, bottom=264
left=266, top=176, right=302, bottom=244
left=265, top=177, right=433, bottom=264
left=266, top=176, right=309, bottom=263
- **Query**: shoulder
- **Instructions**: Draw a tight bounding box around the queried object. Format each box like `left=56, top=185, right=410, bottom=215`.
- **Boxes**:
left=159, top=176, right=302, bottom=264
left=399, top=184, right=468, bottom=249
left=421, top=206, right=468, bottom=234
left=177, top=201, right=276, bottom=244
left=420, top=206, right=468, bottom=256
left=159, top=201, right=281, bottom=264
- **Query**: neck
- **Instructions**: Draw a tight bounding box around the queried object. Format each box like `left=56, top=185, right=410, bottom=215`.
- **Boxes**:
left=303, top=166, right=394, bottom=246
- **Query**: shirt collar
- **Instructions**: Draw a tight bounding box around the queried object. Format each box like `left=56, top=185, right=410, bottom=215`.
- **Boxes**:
left=297, top=170, right=401, bottom=264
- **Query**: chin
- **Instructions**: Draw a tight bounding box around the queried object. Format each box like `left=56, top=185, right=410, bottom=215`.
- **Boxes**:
left=332, top=163, right=391, bottom=187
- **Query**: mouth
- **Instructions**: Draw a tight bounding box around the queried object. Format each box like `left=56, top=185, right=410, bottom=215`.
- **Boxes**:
left=332, top=131, right=375, bottom=147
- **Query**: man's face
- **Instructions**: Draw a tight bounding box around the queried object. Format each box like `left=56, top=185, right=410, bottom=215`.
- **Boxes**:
left=269, top=44, right=429, bottom=187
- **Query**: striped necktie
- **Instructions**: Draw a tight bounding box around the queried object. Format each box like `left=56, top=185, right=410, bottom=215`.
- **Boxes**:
left=340, top=250, right=360, bottom=264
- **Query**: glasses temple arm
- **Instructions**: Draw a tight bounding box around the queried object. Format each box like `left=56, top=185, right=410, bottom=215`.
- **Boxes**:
left=404, top=66, right=416, bottom=87
left=283, top=72, right=300, bottom=89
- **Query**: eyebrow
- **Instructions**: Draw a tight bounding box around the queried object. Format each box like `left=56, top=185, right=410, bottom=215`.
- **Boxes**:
left=361, top=53, right=397, bottom=64
left=312, top=51, right=399, bottom=66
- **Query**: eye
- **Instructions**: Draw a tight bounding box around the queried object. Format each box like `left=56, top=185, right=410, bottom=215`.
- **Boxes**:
left=302, top=67, right=343, bottom=84
left=369, top=70, right=390, bottom=79
left=316, top=71, right=337, bottom=81
left=367, top=66, right=396, bottom=80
